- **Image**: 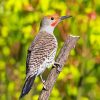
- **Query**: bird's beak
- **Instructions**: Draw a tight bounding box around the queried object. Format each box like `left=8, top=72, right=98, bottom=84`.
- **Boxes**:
left=59, top=15, right=72, bottom=22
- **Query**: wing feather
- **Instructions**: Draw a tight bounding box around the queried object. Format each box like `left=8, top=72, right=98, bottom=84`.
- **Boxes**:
left=26, top=31, right=57, bottom=76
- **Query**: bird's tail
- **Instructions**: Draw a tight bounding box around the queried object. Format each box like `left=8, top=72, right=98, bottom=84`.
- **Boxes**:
left=19, top=75, right=36, bottom=99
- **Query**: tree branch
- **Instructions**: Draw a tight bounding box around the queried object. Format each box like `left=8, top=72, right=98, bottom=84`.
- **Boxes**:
left=38, top=35, right=80, bottom=100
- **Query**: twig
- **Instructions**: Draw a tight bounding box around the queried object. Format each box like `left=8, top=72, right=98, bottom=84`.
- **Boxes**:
left=38, top=35, right=80, bottom=100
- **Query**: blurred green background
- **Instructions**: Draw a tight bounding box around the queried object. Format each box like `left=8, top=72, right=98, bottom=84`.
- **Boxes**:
left=0, top=0, right=100, bottom=100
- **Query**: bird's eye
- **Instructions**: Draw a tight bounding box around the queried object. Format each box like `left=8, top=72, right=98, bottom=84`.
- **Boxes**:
left=51, top=17, right=54, bottom=20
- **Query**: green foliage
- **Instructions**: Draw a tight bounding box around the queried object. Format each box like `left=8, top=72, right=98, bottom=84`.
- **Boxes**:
left=0, top=0, right=100, bottom=100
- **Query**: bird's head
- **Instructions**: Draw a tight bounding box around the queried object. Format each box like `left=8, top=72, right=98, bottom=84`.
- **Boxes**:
left=40, top=14, right=72, bottom=33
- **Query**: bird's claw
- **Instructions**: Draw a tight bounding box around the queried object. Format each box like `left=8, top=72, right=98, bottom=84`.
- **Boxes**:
left=43, top=82, right=50, bottom=90
left=53, top=62, right=62, bottom=73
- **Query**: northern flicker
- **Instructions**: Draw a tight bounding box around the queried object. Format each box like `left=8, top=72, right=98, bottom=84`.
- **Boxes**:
left=20, top=15, right=72, bottom=98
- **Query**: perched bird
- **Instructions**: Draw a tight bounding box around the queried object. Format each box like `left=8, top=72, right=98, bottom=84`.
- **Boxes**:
left=20, top=14, right=72, bottom=98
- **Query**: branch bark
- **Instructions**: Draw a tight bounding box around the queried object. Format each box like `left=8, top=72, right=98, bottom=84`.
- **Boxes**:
left=38, top=35, right=80, bottom=100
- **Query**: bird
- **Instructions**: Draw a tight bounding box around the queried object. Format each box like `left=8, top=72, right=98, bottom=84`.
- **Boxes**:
left=20, top=14, right=72, bottom=98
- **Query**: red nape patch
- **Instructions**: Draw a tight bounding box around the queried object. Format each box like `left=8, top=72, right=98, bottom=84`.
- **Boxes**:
left=51, top=21, right=58, bottom=27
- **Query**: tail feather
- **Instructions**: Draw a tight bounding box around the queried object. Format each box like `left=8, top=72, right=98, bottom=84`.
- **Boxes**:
left=20, top=75, right=36, bottom=99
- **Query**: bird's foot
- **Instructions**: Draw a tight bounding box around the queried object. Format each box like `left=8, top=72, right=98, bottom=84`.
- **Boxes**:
left=53, top=62, right=62, bottom=73
left=40, top=75, right=48, bottom=90
left=43, top=83, right=48, bottom=90
left=40, top=74, right=45, bottom=83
